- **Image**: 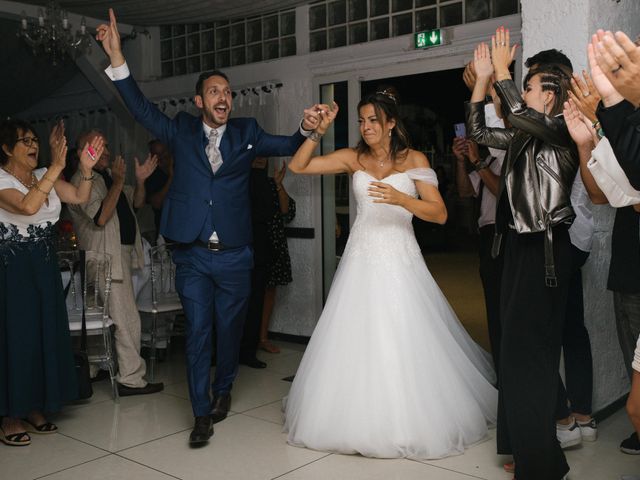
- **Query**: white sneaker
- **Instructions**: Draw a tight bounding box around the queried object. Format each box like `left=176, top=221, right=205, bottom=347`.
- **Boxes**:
left=577, top=418, right=597, bottom=442
left=557, top=418, right=582, bottom=449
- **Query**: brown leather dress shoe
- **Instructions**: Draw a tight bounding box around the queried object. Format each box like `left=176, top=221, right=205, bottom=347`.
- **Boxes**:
left=210, top=393, right=231, bottom=424
left=189, top=416, right=213, bottom=447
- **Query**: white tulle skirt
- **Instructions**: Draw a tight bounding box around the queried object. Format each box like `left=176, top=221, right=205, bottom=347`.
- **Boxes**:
left=283, top=236, right=498, bottom=460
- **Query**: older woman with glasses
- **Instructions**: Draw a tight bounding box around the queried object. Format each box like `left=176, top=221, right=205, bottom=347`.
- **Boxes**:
left=0, top=119, right=103, bottom=446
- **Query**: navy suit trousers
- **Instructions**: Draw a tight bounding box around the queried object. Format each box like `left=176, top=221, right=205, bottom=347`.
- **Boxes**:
left=172, top=244, right=252, bottom=417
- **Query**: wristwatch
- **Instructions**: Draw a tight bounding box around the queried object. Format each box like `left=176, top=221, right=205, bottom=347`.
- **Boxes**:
left=474, top=159, right=488, bottom=171
left=309, top=131, right=323, bottom=142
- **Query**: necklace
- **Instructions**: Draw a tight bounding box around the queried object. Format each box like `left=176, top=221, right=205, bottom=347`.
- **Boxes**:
left=2, top=166, right=37, bottom=189
left=377, top=155, right=391, bottom=167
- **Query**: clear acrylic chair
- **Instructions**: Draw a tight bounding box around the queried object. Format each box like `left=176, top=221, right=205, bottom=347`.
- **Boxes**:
left=58, top=250, right=118, bottom=402
left=137, top=243, right=183, bottom=382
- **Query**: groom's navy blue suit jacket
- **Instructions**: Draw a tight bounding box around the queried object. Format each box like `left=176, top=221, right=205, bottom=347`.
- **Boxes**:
left=112, top=75, right=305, bottom=247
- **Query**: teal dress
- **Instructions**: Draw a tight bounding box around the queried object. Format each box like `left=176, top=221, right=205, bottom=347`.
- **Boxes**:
left=0, top=168, right=77, bottom=417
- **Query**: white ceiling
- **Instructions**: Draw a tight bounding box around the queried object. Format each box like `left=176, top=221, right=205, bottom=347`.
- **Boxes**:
left=13, top=0, right=311, bottom=25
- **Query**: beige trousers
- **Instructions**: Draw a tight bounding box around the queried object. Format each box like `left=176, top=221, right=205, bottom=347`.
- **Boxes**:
left=110, top=244, right=147, bottom=387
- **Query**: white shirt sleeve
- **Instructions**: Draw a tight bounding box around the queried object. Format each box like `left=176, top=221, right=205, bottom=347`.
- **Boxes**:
left=299, top=122, right=312, bottom=137
left=104, top=62, right=131, bottom=81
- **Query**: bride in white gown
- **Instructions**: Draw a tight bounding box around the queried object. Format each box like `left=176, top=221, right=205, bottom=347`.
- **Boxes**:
left=284, top=91, right=498, bottom=460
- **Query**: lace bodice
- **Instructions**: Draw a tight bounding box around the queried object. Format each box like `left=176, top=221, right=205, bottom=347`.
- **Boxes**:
left=0, top=167, right=61, bottom=238
left=345, top=168, right=437, bottom=265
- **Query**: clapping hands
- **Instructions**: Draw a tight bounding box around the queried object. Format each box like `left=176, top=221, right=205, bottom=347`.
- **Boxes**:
left=79, top=135, right=105, bottom=175
left=563, top=99, right=599, bottom=149
left=568, top=71, right=601, bottom=123
left=110, top=155, right=126, bottom=185
left=591, top=30, right=640, bottom=107
left=491, top=26, right=518, bottom=74
left=49, top=120, right=68, bottom=171
left=135, top=153, right=158, bottom=183
left=473, top=43, right=494, bottom=79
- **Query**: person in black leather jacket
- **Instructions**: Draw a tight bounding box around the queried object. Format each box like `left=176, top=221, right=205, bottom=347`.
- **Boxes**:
left=466, top=28, right=578, bottom=480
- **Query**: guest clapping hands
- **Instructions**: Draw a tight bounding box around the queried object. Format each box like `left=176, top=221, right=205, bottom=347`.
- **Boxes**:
left=0, top=119, right=102, bottom=447
left=592, top=30, right=640, bottom=107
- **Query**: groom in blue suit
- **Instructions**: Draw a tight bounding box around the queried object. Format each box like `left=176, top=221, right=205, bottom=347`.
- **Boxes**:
left=97, top=9, right=320, bottom=446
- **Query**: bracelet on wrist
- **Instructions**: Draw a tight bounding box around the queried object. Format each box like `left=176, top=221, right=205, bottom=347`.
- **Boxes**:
left=41, top=176, right=55, bottom=185
left=34, top=184, right=50, bottom=195
left=474, top=159, right=488, bottom=171
left=309, top=131, right=323, bottom=142
left=591, top=120, right=604, bottom=139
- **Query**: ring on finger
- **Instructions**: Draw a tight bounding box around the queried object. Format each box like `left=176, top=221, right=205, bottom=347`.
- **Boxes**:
left=582, top=91, right=590, bottom=98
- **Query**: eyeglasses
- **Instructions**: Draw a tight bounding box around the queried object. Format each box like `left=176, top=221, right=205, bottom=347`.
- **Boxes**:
left=17, top=136, right=39, bottom=147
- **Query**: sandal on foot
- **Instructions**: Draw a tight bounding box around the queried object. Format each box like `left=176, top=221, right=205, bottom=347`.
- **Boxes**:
left=0, top=428, right=31, bottom=446
left=504, top=462, right=515, bottom=473
left=22, top=419, right=58, bottom=434
left=259, top=340, right=280, bottom=354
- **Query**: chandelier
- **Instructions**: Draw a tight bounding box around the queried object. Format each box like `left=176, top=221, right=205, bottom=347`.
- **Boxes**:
left=17, top=1, right=92, bottom=65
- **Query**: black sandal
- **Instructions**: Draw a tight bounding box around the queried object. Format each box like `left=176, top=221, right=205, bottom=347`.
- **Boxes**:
left=22, top=418, right=58, bottom=434
left=0, top=428, right=31, bottom=446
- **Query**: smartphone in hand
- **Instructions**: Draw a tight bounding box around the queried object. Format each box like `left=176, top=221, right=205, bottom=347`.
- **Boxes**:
left=454, top=122, right=466, bottom=138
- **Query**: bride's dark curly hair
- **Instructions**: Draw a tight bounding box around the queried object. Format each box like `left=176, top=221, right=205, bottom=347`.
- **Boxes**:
left=355, top=92, right=411, bottom=163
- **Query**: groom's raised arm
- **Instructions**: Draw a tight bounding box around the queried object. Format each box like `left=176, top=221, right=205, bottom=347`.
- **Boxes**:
left=96, top=9, right=176, bottom=145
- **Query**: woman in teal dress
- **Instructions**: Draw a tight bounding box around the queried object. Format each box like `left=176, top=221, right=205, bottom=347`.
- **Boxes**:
left=0, top=119, right=103, bottom=446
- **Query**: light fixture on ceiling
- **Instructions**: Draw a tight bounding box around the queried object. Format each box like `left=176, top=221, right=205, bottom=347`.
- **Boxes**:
left=17, top=1, right=92, bottom=65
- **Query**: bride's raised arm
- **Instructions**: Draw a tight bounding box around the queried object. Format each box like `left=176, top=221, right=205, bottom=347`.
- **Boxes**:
left=288, top=102, right=355, bottom=175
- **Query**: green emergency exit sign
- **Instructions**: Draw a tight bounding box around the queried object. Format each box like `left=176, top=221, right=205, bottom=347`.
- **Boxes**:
left=415, top=29, right=444, bottom=48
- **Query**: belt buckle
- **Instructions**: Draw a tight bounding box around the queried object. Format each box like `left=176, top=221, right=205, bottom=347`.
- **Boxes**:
left=208, top=241, right=222, bottom=251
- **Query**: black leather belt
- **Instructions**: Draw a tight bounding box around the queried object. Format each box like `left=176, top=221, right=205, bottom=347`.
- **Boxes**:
left=194, top=239, right=226, bottom=251
left=166, top=238, right=232, bottom=252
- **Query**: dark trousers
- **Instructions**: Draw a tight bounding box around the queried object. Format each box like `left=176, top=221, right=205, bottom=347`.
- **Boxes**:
left=479, top=224, right=503, bottom=373
left=240, top=264, right=267, bottom=361
left=172, top=245, right=252, bottom=417
left=497, top=227, right=572, bottom=480
left=613, top=291, right=640, bottom=381
left=556, top=245, right=593, bottom=419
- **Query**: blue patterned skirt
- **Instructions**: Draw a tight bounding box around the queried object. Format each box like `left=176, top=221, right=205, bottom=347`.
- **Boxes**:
left=0, top=225, right=78, bottom=417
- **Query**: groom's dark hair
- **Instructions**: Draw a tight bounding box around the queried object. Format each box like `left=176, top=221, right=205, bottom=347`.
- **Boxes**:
left=195, top=70, right=230, bottom=96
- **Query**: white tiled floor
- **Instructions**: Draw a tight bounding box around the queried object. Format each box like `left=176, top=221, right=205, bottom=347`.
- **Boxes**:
left=3, top=342, right=639, bottom=480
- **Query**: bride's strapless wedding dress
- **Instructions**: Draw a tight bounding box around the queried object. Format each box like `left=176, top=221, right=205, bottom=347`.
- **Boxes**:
left=283, top=168, right=498, bottom=460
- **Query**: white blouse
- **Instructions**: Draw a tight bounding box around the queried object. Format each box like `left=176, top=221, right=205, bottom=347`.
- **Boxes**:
left=0, top=167, right=61, bottom=238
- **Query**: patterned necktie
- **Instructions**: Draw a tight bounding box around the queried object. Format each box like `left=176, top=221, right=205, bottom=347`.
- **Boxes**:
left=206, top=128, right=223, bottom=174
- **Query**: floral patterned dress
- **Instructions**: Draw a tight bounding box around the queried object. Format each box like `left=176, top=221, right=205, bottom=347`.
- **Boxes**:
left=266, top=178, right=295, bottom=287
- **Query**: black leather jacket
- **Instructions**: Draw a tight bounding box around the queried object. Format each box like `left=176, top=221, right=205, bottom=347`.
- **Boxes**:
left=466, top=79, right=579, bottom=286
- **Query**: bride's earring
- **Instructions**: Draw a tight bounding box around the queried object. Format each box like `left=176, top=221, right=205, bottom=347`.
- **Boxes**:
left=388, top=130, right=392, bottom=137
left=543, top=102, right=547, bottom=115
